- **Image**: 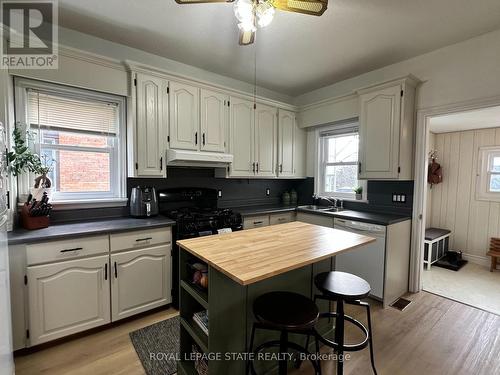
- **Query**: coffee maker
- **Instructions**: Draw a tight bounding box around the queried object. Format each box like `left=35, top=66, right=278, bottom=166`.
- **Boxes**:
left=129, top=186, right=159, bottom=217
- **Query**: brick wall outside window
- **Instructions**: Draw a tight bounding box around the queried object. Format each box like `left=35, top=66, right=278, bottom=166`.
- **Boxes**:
left=56, top=133, right=111, bottom=192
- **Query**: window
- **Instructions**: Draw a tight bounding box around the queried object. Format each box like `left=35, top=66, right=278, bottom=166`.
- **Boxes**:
left=318, top=122, right=364, bottom=200
left=477, top=146, right=500, bottom=201
left=14, top=78, right=126, bottom=203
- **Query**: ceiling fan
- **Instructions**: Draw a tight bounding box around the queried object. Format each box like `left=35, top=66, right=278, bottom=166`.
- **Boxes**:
left=174, top=0, right=328, bottom=45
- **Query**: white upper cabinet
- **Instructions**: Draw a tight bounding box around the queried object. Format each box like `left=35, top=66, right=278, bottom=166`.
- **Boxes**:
left=278, top=109, right=295, bottom=177
left=255, top=103, right=277, bottom=177
left=200, top=89, right=228, bottom=153
left=229, top=97, right=255, bottom=177
left=135, top=73, right=168, bottom=177
left=357, top=76, right=418, bottom=180
left=169, top=81, right=200, bottom=151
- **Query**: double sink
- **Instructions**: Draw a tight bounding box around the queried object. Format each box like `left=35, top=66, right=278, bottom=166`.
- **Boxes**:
left=298, top=205, right=344, bottom=213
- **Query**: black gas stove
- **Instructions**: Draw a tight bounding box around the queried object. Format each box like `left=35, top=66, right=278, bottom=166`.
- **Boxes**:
left=158, top=188, right=243, bottom=307
left=165, top=207, right=242, bottom=237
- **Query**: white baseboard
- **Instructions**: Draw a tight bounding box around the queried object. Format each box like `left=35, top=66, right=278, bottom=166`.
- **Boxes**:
left=461, top=252, right=489, bottom=267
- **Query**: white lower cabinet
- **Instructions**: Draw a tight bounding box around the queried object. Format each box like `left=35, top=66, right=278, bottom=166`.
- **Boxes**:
left=111, top=245, right=171, bottom=321
left=27, top=255, right=110, bottom=346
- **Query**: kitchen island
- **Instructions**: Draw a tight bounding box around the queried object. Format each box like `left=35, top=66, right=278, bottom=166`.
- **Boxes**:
left=177, top=221, right=375, bottom=375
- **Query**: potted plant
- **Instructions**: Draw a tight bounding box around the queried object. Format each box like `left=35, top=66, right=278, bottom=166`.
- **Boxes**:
left=354, top=186, right=363, bottom=200
left=7, top=124, right=55, bottom=200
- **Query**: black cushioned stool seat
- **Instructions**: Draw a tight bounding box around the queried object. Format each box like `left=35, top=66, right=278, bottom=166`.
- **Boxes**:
left=312, top=271, right=377, bottom=375
left=248, top=291, right=321, bottom=375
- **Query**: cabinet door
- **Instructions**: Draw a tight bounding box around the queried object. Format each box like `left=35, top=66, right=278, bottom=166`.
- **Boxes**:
left=136, top=73, right=167, bottom=177
left=255, top=103, right=277, bottom=177
left=27, top=255, right=110, bottom=346
left=200, top=89, right=228, bottom=153
left=111, top=245, right=171, bottom=321
left=169, top=81, right=200, bottom=151
left=229, top=97, right=255, bottom=177
left=358, top=84, right=401, bottom=179
left=278, top=109, right=295, bottom=177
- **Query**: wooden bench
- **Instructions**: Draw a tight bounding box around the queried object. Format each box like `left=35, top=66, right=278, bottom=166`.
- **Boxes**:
left=487, top=238, right=500, bottom=272
left=424, top=228, right=451, bottom=269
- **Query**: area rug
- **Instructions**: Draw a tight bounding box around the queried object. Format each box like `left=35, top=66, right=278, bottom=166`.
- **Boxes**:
left=129, top=315, right=180, bottom=375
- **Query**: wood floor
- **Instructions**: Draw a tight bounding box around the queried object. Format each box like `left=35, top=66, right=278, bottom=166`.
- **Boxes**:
left=14, top=292, right=500, bottom=375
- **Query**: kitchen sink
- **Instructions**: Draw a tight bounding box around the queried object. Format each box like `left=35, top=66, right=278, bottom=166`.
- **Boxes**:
left=298, top=205, right=344, bottom=212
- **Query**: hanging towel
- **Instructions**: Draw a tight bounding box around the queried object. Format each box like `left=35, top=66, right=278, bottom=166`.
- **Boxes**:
left=428, top=160, right=442, bottom=186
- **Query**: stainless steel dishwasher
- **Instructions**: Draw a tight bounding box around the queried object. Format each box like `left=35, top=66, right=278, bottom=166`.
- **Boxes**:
left=334, top=218, right=386, bottom=300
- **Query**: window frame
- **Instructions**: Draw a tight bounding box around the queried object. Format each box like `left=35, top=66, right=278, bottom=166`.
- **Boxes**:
left=315, top=121, right=367, bottom=201
left=477, top=146, right=500, bottom=202
left=14, top=77, right=127, bottom=206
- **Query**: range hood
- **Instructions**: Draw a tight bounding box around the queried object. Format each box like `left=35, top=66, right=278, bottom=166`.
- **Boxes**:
left=166, top=149, right=233, bottom=168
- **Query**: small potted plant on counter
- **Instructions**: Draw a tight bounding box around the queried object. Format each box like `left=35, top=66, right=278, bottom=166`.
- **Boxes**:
left=354, top=186, right=363, bottom=200
left=7, top=124, right=54, bottom=229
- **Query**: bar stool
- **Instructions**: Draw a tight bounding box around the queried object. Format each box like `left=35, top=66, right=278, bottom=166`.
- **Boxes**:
left=313, top=271, right=377, bottom=375
left=247, top=291, right=322, bottom=375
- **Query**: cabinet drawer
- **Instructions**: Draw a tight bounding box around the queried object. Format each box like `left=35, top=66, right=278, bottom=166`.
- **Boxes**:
left=269, top=212, right=295, bottom=225
left=26, top=235, right=109, bottom=266
left=243, top=215, right=270, bottom=229
left=110, top=227, right=171, bottom=253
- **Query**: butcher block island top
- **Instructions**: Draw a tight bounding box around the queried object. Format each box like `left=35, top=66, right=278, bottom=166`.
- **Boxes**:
left=177, top=221, right=375, bottom=285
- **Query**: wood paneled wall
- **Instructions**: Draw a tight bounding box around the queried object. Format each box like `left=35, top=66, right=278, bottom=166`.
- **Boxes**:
left=427, top=128, right=500, bottom=265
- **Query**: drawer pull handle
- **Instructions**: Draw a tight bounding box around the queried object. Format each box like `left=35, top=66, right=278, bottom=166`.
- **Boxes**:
left=104, top=263, right=108, bottom=281
left=114, top=262, right=118, bottom=278
left=135, top=237, right=153, bottom=242
left=278, top=218, right=286, bottom=221
left=60, top=247, right=83, bottom=253
left=253, top=221, right=263, bottom=224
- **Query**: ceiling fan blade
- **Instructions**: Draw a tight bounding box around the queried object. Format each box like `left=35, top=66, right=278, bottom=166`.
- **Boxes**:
left=272, top=0, right=328, bottom=16
left=239, top=29, right=255, bottom=46
left=175, top=0, right=234, bottom=4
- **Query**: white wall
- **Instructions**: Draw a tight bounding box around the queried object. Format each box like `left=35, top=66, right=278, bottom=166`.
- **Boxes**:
left=54, top=27, right=293, bottom=104
left=296, top=28, right=500, bottom=116
left=428, top=128, right=500, bottom=265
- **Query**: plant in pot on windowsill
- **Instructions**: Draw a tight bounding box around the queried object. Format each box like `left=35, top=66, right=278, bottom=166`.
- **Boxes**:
left=7, top=124, right=55, bottom=201
left=354, top=186, right=363, bottom=200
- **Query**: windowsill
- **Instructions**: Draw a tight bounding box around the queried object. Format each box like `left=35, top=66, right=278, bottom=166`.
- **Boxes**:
left=18, top=198, right=128, bottom=211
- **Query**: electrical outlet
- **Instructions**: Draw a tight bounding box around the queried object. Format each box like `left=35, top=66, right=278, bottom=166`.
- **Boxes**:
left=266, top=188, right=270, bottom=196
left=217, top=190, right=222, bottom=198
left=401, top=194, right=406, bottom=203
left=392, top=194, right=398, bottom=202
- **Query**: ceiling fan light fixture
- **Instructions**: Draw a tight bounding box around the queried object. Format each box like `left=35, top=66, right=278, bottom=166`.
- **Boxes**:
left=256, top=1, right=275, bottom=27
left=233, top=0, right=254, bottom=23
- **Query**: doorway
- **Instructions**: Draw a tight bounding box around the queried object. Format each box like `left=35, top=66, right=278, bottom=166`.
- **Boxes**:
left=414, top=104, right=500, bottom=314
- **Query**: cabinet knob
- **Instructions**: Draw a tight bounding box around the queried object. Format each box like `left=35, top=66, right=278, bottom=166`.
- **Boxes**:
left=195, top=132, right=198, bottom=145
left=202, top=133, right=205, bottom=146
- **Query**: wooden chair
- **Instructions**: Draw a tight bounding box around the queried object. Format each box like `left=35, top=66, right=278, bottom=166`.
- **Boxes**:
left=487, top=238, right=500, bottom=272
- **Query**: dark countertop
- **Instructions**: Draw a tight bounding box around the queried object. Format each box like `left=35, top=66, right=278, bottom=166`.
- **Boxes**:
left=8, top=216, right=176, bottom=245
left=234, top=205, right=297, bottom=216
left=296, top=207, right=411, bottom=226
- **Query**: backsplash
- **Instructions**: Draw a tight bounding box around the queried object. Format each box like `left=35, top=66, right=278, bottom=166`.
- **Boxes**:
left=128, top=167, right=313, bottom=208
left=47, top=170, right=412, bottom=223
left=344, top=180, right=414, bottom=215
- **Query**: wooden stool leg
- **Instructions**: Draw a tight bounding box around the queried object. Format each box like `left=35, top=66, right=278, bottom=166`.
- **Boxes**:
left=491, top=256, right=496, bottom=272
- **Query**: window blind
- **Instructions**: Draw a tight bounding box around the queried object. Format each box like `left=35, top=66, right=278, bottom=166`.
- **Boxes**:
left=319, top=123, right=358, bottom=138
left=28, top=90, right=119, bottom=135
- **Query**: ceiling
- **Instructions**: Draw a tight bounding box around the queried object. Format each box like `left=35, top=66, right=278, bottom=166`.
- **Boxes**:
left=429, top=106, right=500, bottom=133
left=58, top=0, right=500, bottom=96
